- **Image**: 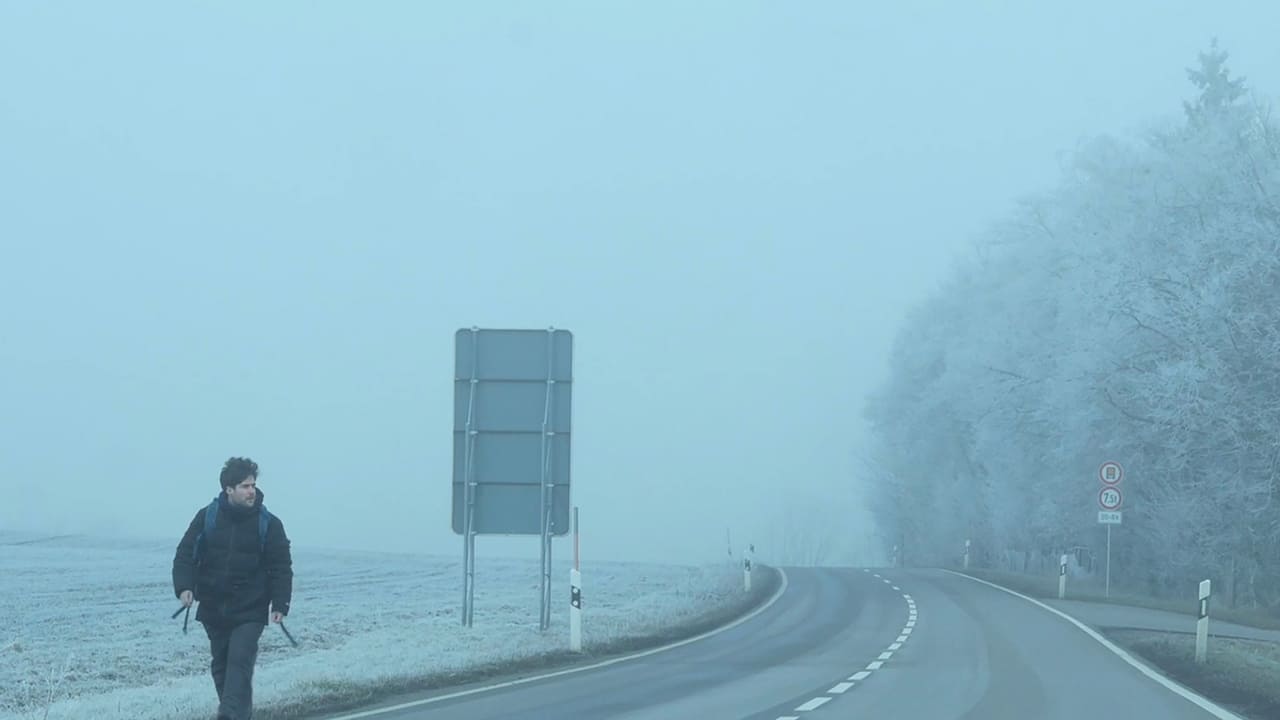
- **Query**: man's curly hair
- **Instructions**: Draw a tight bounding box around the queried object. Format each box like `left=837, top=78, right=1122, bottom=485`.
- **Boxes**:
left=219, top=456, right=260, bottom=489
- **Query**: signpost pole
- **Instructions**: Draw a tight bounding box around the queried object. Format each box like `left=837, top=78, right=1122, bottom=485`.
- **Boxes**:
left=461, top=328, right=480, bottom=628
left=539, top=328, right=558, bottom=632
left=1105, top=524, right=1111, bottom=599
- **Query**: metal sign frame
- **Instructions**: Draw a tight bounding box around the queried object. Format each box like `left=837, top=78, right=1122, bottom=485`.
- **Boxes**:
left=452, top=327, right=573, bottom=630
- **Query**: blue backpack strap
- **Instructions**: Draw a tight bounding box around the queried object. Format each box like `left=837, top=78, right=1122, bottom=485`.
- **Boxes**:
left=193, top=497, right=220, bottom=564
left=258, top=507, right=272, bottom=553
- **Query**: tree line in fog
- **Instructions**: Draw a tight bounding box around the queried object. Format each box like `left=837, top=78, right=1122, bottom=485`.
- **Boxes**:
left=864, top=43, right=1280, bottom=609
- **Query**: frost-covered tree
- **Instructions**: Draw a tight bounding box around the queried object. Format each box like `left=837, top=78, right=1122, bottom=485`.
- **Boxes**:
left=862, top=43, right=1280, bottom=607
left=1184, top=38, right=1248, bottom=127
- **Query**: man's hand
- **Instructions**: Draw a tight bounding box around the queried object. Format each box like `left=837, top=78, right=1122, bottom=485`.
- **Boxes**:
left=271, top=611, right=284, bottom=624
left=179, top=590, right=194, bottom=608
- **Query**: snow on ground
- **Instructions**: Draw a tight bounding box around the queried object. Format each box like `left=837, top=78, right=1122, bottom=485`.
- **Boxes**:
left=0, top=531, right=751, bottom=720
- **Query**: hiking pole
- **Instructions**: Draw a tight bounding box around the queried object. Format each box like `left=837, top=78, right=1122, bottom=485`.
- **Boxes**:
left=171, top=605, right=191, bottom=634
left=278, top=621, right=298, bottom=648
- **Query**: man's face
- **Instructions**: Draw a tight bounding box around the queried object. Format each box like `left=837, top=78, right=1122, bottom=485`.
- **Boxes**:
left=225, top=476, right=257, bottom=507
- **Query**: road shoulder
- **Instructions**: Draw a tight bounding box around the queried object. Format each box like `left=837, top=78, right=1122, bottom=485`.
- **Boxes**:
left=950, top=569, right=1278, bottom=720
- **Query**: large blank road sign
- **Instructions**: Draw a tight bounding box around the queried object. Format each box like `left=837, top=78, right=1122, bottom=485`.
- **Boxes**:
left=452, top=328, right=572, bottom=536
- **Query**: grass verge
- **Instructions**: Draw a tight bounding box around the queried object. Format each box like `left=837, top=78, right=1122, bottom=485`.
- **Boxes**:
left=1108, top=630, right=1280, bottom=720
left=958, top=568, right=1280, bottom=631
left=261, top=566, right=783, bottom=720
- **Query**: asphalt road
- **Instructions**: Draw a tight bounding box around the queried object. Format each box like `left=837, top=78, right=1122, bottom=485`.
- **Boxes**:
left=317, top=566, right=1244, bottom=720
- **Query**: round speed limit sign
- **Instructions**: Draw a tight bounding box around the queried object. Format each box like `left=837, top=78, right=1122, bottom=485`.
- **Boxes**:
left=1099, top=486, right=1123, bottom=511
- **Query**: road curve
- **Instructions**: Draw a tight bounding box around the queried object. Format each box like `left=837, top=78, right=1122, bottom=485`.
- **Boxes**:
left=314, top=566, right=1242, bottom=720
left=753, top=568, right=1242, bottom=720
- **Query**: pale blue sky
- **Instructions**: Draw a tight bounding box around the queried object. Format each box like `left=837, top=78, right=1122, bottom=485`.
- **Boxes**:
left=2, top=1, right=1277, bottom=563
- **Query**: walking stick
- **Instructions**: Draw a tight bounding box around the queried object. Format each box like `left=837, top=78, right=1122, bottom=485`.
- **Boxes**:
left=279, top=621, right=298, bottom=648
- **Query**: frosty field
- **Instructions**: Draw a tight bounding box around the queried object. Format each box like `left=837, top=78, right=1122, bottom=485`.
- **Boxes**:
left=0, top=531, right=759, bottom=720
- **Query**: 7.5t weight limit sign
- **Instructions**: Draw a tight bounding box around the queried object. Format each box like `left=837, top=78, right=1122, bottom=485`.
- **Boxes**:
left=1099, top=485, right=1123, bottom=511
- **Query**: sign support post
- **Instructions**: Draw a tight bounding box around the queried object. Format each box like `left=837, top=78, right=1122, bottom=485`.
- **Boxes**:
left=461, top=329, right=480, bottom=628
left=1097, top=461, right=1124, bottom=600
left=538, top=330, right=559, bottom=631
left=1106, top=525, right=1112, bottom=599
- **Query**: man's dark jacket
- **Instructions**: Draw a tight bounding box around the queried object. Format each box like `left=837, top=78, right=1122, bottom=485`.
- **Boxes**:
left=172, top=487, right=293, bottom=626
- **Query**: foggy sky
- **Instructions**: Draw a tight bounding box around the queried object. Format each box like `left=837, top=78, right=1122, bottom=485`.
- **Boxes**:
left=3, top=2, right=1278, bottom=564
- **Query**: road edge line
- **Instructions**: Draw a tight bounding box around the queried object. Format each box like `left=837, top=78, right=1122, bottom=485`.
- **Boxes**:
left=941, top=569, right=1247, bottom=720
left=324, top=567, right=791, bottom=719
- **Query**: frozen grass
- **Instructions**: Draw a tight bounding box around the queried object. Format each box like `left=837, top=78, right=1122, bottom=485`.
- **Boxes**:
left=958, top=568, right=1280, bottom=630
left=0, top=531, right=770, bottom=720
left=1109, top=630, right=1280, bottom=720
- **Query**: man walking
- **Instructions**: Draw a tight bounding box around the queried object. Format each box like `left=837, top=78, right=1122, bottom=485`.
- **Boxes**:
left=173, top=457, right=293, bottom=720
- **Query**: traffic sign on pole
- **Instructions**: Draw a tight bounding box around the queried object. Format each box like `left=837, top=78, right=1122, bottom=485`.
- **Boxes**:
left=1099, top=486, right=1123, bottom=511
left=1096, top=461, right=1124, bottom=600
left=1099, top=461, right=1124, bottom=485
left=453, top=327, right=574, bottom=631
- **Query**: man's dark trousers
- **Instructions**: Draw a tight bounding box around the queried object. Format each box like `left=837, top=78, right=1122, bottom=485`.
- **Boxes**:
left=204, top=621, right=265, bottom=720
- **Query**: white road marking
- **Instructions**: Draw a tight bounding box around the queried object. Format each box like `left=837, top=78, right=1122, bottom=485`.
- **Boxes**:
left=796, top=697, right=831, bottom=711
left=775, top=576, right=917, bottom=718
left=944, top=570, right=1249, bottom=720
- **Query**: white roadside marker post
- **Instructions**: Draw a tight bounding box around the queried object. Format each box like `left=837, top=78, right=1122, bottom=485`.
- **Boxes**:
left=570, top=506, right=582, bottom=653
left=1059, top=554, right=1068, bottom=600
left=1195, top=579, right=1210, bottom=664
